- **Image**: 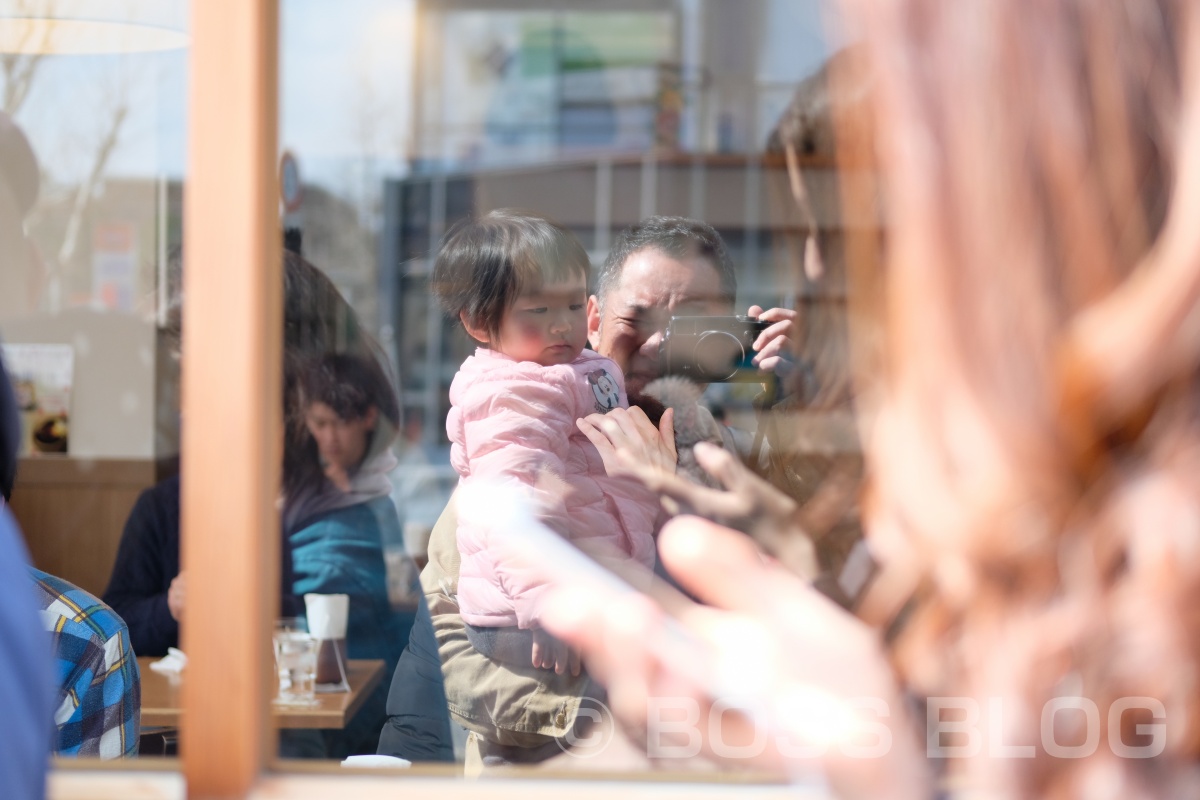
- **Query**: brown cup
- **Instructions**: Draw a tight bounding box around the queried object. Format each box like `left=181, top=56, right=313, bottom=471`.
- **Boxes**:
left=315, top=637, right=348, bottom=686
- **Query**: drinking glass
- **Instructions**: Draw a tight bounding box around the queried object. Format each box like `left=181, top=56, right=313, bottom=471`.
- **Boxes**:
left=273, top=617, right=318, bottom=707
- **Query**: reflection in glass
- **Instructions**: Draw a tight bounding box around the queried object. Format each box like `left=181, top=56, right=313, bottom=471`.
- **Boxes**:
left=274, top=0, right=851, bottom=775
left=8, top=0, right=858, bottom=776
left=0, top=0, right=187, bottom=764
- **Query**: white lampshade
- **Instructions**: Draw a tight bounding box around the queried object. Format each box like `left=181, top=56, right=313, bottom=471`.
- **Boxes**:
left=0, top=0, right=187, bottom=54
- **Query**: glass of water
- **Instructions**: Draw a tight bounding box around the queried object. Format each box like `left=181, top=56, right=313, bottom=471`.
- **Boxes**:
left=273, top=618, right=318, bottom=707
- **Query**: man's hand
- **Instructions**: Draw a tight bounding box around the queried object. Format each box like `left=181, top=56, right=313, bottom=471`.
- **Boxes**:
left=323, top=461, right=352, bottom=493
left=167, top=572, right=186, bottom=622
left=659, top=441, right=796, bottom=525
left=633, top=440, right=817, bottom=579
left=577, top=405, right=676, bottom=480
left=531, top=627, right=581, bottom=676
left=748, top=304, right=797, bottom=373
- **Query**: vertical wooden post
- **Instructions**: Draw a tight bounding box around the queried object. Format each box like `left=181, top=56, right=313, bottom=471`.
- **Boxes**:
left=181, top=0, right=279, bottom=796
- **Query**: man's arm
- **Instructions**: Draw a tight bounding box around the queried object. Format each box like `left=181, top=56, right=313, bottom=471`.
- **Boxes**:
left=60, top=622, right=140, bottom=759
left=35, top=571, right=141, bottom=759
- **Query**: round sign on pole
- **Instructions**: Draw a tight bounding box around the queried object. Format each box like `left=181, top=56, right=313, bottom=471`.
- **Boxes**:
left=279, top=150, right=303, bottom=213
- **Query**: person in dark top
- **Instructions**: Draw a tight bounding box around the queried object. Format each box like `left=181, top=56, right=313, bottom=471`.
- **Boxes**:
left=102, top=475, right=181, bottom=657
left=376, top=594, right=455, bottom=762
left=104, top=473, right=303, bottom=657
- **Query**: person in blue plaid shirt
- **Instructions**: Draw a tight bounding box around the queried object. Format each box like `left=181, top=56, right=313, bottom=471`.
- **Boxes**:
left=30, top=568, right=141, bottom=758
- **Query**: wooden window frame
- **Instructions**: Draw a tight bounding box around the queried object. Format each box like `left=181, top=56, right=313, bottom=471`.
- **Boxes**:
left=176, top=0, right=282, bottom=796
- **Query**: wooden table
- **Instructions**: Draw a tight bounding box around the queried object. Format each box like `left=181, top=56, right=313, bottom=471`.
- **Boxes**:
left=137, top=656, right=385, bottom=730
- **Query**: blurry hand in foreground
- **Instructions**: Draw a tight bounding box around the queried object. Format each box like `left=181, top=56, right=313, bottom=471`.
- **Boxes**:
left=541, top=515, right=929, bottom=800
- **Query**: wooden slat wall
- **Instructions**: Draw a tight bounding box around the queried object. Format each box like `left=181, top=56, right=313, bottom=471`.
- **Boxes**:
left=10, top=458, right=160, bottom=596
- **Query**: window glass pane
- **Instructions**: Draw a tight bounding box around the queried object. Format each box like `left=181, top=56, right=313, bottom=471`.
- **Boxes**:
left=274, top=0, right=853, bottom=779
left=4, top=0, right=853, bottom=780
left=0, top=1, right=189, bottom=763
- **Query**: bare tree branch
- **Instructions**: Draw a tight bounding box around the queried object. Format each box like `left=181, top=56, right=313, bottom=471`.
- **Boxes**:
left=0, top=1, right=57, bottom=114
left=57, top=101, right=129, bottom=267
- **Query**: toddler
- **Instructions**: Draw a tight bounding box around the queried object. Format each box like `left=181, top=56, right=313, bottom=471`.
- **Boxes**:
left=431, top=209, right=657, bottom=674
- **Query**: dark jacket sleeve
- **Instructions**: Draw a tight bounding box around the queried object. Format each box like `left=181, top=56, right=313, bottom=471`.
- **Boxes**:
left=377, top=595, right=455, bottom=762
left=102, top=476, right=181, bottom=657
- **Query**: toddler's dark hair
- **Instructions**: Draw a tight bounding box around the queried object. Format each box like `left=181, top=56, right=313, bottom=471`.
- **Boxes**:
left=430, top=209, right=591, bottom=340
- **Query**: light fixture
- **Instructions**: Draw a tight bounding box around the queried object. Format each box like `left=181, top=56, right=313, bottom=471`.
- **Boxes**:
left=0, top=1, right=187, bottom=55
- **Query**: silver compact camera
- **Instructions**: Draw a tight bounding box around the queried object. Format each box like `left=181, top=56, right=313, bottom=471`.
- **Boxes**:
left=659, top=315, right=770, bottom=383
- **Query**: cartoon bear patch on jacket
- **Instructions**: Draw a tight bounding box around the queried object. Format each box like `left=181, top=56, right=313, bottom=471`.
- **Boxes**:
left=587, top=369, right=620, bottom=413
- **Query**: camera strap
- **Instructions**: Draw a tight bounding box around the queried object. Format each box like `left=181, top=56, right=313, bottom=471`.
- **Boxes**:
left=748, top=376, right=781, bottom=470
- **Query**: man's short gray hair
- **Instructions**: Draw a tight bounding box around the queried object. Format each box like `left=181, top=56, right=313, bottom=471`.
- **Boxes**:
left=596, top=216, right=737, bottom=309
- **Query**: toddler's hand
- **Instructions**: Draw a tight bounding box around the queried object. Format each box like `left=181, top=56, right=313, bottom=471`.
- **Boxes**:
left=531, top=627, right=581, bottom=676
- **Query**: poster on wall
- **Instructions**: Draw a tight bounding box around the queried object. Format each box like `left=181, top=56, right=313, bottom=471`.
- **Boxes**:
left=0, top=344, right=74, bottom=455
left=93, top=222, right=138, bottom=312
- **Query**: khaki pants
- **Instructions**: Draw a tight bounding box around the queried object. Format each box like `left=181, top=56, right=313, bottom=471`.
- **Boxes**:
left=423, top=496, right=593, bottom=750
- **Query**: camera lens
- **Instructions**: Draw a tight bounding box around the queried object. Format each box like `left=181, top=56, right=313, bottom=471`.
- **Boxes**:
left=694, top=331, right=745, bottom=382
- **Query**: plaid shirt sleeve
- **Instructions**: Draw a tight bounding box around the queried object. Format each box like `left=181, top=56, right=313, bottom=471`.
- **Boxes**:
left=29, top=568, right=141, bottom=759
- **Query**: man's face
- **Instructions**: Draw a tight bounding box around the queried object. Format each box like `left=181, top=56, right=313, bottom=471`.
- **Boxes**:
left=304, top=401, right=377, bottom=471
left=587, top=247, right=731, bottom=396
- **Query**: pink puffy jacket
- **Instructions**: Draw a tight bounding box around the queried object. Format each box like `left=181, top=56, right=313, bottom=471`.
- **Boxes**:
left=448, top=348, right=657, bottom=629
